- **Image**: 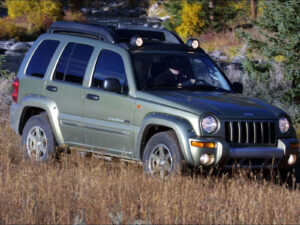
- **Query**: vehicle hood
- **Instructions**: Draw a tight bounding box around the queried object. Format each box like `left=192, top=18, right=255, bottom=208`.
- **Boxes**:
left=145, top=90, right=287, bottom=119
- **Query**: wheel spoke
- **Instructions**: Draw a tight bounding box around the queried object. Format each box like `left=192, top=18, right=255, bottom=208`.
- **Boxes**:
left=151, top=154, right=160, bottom=163
left=35, top=128, right=42, bottom=140
left=165, top=153, right=171, bottom=161
left=164, top=162, right=172, bottom=172
left=28, top=133, right=37, bottom=143
left=36, top=149, right=40, bottom=160
left=158, top=146, right=165, bottom=159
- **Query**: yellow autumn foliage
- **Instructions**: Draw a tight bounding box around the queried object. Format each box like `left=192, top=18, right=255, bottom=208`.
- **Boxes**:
left=0, top=17, right=25, bottom=40
left=5, top=0, right=62, bottom=31
left=175, top=1, right=205, bottom=39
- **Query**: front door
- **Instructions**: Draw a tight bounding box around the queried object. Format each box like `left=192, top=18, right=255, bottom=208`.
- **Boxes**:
left=82, top=49, right=135, bottom=156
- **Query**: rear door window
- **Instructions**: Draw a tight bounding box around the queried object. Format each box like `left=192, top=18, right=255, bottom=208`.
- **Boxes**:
left=53, top=43, right=93, bottom=85
left=26, top=40, right=59, bottom=78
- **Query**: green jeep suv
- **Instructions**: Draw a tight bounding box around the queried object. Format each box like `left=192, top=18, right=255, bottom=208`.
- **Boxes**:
left=9, top=22, right=299, bottom=178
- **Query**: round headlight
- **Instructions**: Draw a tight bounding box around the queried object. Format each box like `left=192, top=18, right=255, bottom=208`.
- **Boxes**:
left=201, top=116, right=218, bottom=133
left=279, top=117, right=290, bottom=133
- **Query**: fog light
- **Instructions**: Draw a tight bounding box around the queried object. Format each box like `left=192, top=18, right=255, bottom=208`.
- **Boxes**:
left=200, top=154, right=215, bottom=165
left=191, top=141, right=216, bottom=148
left=287, top=154, right=297, bottom=166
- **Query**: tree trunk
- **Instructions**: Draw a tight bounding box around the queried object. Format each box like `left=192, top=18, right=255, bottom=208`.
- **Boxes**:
left=209, top=0, right=215, bottom=21
left=251, top=0, right=258, bottom=19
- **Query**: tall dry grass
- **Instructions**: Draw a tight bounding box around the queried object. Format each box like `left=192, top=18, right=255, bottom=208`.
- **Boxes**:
left=0, top=111, right=300, bottom=224
left=198, top=31, right=244, bottom=59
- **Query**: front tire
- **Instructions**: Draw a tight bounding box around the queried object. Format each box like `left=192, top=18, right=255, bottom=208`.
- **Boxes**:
left=21, top=113, right=57, bottom=161
left=143, top=131, right=183, bottom=179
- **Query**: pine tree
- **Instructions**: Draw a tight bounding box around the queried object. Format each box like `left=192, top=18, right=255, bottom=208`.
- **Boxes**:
left=241, top=0, right=300, bottom=103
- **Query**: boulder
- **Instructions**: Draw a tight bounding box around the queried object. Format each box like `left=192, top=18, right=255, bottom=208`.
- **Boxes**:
left=80, top=8, right=91, bottom=14
left=148, top=2, right=159, bottom=15
left=9, top=42, right=30, bottom=52
left=232, top=55, right=246, bottom=64
left=0, top=40, right=15, bottom=50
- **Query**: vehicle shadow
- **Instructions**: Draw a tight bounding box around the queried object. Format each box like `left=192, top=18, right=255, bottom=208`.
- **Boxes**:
left=186, top=159, right=300, bottom=189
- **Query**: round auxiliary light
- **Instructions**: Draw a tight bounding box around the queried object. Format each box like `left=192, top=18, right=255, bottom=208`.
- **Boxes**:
left=130, top=36, right=143, bottom=47
left=187, top=38, right=200, bottom=49
left=287, top=154, right=297, bottom=166
left=200, top=154, right=215, bottom=165
left=279, top=117, right=290, bottom=133
left=201, top=115, right=218, bottom=134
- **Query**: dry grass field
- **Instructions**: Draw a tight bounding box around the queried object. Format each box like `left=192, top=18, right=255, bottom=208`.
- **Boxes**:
left=0, top=110, right=300, bottom=224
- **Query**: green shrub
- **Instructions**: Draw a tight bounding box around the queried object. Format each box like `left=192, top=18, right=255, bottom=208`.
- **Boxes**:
left=162, top=1, right=182, bottom=32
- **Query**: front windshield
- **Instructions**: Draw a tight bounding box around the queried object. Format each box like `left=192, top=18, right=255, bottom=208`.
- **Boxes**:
left=133, top=52, right=232, bottom=92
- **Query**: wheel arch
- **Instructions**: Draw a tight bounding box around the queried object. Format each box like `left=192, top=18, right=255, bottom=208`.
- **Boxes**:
left=136, top=113, right=196, bottom=165
left=17, top=95, right=64, bottom=145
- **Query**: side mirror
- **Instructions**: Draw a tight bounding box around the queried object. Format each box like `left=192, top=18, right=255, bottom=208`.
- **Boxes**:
left=103, top=78, right=121, bottom=93
left=233, top=82, right=243, bottom=94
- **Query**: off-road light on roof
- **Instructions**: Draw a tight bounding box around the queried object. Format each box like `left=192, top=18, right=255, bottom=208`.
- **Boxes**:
left=187, top=38, right=200, bottom=49
left=130, top=36, right=143, bottom=47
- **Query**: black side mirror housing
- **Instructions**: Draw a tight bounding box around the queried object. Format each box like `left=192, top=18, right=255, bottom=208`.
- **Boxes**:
left=233, top=82, right=243, bottom=94
left=103, top=78, right=121, bottom=93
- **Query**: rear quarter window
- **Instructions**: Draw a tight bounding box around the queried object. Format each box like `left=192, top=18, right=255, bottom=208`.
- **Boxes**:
left=26, top=40, right=60, bottom=78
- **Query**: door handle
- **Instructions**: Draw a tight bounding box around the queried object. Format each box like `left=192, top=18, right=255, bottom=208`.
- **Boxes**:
left=46, top=85, right=57, bottom=92
left=86, top=94, right=99, bottom=101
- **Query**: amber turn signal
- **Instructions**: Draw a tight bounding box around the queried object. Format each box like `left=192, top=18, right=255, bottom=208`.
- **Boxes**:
left=290, top=142, right=299, bottom=149
left=191, top=141, right=216, bottom=148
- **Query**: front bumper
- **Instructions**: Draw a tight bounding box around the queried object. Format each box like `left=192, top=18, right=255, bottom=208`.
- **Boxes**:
left=188, top=137, right=299, bottom=169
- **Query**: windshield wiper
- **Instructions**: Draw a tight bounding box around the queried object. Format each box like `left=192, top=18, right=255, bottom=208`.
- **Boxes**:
left=144, top=85, right=184, bottom=91
left=182, top=83, right=230, bottom=92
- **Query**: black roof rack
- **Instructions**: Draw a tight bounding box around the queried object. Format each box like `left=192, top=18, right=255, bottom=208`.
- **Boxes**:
left=48, top=21, right=117, bottom=43
left=114, top=24, right=184, bottom=44
left=48, top=21, right=184, bottom=45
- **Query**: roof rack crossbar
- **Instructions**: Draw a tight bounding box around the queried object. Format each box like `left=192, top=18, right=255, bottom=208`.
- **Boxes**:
left=48, top=21, right=117, bottom=43
left=116, top=24, right=184, bottom=44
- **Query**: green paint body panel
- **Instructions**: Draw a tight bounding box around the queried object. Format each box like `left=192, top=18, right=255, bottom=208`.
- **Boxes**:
left=9, top=31, right=299, bottom=168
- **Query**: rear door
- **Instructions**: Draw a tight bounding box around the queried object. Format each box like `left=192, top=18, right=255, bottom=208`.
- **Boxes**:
left=44, top=42, right=94, bottom=145
left=82, top=49, right=135, bottom=156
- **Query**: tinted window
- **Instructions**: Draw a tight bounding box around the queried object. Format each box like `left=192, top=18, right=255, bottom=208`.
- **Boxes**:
left=54, top=43, right=93, bottom=84
left=92, top=49, right=126, bottom=88
left=132, top=52, right=231, bottom=91
left=26, top=40, right=59, bottom=78
left=54, top=43, right=74, bottom=81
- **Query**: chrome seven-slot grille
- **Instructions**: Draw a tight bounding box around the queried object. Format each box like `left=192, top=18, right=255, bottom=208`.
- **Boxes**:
left=224, top=121, right=277, bottom=145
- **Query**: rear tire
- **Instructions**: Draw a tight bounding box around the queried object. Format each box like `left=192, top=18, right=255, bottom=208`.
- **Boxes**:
left=21, top=112, right=57, bottom=161
left=142, top=131, right=183, bottom=179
